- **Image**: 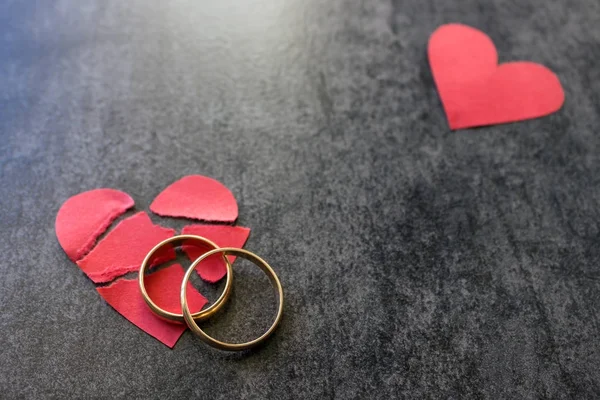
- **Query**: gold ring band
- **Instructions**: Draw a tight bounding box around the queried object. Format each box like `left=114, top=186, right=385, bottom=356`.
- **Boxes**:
left=139, top=235, right=233, bottom=323
left=181, top=247, right=284, bottom=351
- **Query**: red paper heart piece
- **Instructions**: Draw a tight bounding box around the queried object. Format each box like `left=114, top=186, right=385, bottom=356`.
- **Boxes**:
left=77, top=212, right=176, bottom=283
left=97, top=264, right=208, bottom=348
left=428, top=23, right=565, bottom=129
left=55, top=189, right=134, bottom=261
left=150, top=175, right=238, bottom=222
left=181, top=225, right=251, bottom=283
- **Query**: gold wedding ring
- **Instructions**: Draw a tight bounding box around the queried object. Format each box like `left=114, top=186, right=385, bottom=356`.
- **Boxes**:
left=138, top=235, right=233, bottom=323
left=180, top=247, right=284, bottom=351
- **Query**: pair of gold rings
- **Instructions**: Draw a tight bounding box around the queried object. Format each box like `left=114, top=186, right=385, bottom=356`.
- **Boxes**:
left=138, top=235, right=283, bottom=351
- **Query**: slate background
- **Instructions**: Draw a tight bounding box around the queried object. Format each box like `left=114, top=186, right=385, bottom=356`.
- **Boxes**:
left=1, top=0, right=599, bottom=398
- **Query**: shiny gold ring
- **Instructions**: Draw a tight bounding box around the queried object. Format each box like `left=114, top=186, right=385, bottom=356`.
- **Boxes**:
left=139, top=235, right=233, bottom=323
left=181, top=247, right=284, bottom=351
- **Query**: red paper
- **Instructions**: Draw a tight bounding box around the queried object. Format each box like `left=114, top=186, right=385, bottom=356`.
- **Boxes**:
left=150, top=175, right=238, bottom=222
left=181, top=224, right=251, bottom=282
left=55, top=178, right=245, bottom=347
left=428, top=23, right=564, bottom=129
left=77, top=212, right=176, bottom=283
left=96, top=264, right=208, bottom=348
left=55, top=189, right=134, bottom=261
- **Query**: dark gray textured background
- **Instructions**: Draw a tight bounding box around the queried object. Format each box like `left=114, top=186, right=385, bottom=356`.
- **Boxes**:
left=1, top=0, right=599, bottom=398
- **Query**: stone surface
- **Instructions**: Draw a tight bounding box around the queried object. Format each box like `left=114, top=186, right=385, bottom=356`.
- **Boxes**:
left=1, top=0, right=599, bottom=398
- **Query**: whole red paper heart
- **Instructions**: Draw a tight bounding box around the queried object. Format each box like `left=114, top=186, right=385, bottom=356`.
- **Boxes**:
left=54, top=175, right=250, bottom=348
left=428, top=23, right=565, bottom=129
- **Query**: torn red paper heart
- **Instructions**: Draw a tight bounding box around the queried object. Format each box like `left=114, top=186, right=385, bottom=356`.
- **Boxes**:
left=55, top=189, right=134, bottom=261
left=97, top=264, right=208, bottom=348
left=150, top=175, right=238, bottom=222
left=181, top=225, right=251, bottom=283
left=428, top=23, right=564, bottom=129
left=55, top=175, right=247, bottom=347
